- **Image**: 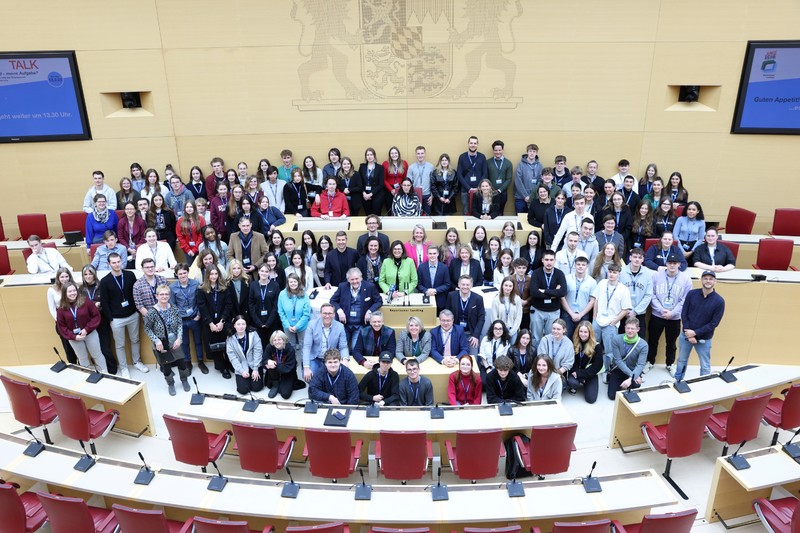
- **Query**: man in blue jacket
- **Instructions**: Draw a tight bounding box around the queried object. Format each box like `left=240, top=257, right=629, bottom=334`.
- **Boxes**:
left=674, top=271, right=725, bottom=382
left=308, top=349, right=359, bottom=405
left=456, top=136, right=487, bottom=215
left=417, top=246, right=451, bottom=313
left=430, top=310, right=470, bottom=366
left=302, top=303, right=349, bottom=382
left=445, top=275, right=486, bottom=355
left=330, top=267, right=382, bottom=345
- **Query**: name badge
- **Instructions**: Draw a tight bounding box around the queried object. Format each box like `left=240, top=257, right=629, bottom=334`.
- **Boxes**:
left=73, top=328, right=81, bottom=335
left=496, top=179, right=502, bottom=184
left=469, top=176, right=477, bottom=182
left=260, top=310, right=268, bottom=316
left=298, top=204, right=303, bottom=210
left=121, top=300, right=129, bottom=308
left=350, top=310, right=358, bottom=317
left=664, top=297, right=674, bottom=307
left=243, top=258, right=251, bottom=265
left=168, top=332, right=176, bottom=342
left=218, top=205, right=225, bottom=211
left=365, top=186, right=372, bottom=192
left=544, top=299, right=552, bottom=304
left=393, top=184, right=399, bottom=189
left=189, top=241, right=195, bottom=246
left=443, top=189, right=449, bottom=195
left=184, top=308, right=195, bottom=317
left=328, top=210, right=333, bottom=216
left=459, top=321, right=467, bottom=328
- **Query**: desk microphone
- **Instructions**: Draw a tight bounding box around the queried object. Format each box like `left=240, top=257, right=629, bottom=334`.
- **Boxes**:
left=281, top=466, right=300, bottom=498
left=74, top=440, right=96, bottom=472
left=430, top=402, right=444, bottom=419
left=243, top=391, right=259, bottom=412
left=783, top=428, right=800, bottom=460
left=582, top=461, right=602, bottom=493
left=506, top=474, right=525, bottom=498
left=304, top=400, right=318, bottom=414
left=431, top=466, right=448, bottom=501
left=86, top=362, right=103, bottom=384
left=727, top=441, right=750, bottom=470
left=23, top=427, right=45, bottom=457
left=207, top=460, right=228, bottom=491
left=719, top=356, right=738, bottom=383
left=354, top=468, right=372, bottom=500
left=51, top=347, right=68, bottom=373
left=498, top=400, right=513, bottom=416
left=190, top=377, right=205, bottom=405
left=134, top=451, right=155, bottom=485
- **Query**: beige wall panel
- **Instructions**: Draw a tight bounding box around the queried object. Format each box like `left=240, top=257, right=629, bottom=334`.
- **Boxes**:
left=77, top=50, right=175, bottom=139
left=3, top=0, right=161, bottom=51
left=657, top=0, right=800, bottom=41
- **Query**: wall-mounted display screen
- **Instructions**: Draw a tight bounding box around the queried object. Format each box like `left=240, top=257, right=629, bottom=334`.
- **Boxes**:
left=732, top=41, right=800, bottom=134
left=0, top=51, right=91, bottom=143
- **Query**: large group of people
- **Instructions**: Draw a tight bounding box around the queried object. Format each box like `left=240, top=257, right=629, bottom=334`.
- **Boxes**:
left=26, top=138, right=729, bottom=403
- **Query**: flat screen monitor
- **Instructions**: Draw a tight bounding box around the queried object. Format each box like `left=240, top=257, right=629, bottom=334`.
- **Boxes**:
left=732, top=41, right=800, bottom=134
left=0, top=51, right=91, bottom=143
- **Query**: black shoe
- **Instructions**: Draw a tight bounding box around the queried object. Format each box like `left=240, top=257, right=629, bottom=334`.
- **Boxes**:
left=221, top=369, right=231, bottom=379
left=268, top=386, right=279, bottom=399
left=198, top=361, right=209, bottom=374
left=186, top=363, right=193, bottom=376
left=568, top=388, right=577, bottom=395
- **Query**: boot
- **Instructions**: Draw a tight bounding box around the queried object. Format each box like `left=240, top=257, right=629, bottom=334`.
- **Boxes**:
left=165, top=374, right=176, bottom=396
left=179, top=367, right=191, bottom=392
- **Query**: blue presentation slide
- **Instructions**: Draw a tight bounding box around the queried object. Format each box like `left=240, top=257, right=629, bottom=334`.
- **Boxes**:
left=740, top=47, right=800, bottom=130
left=0, top=57, right=86, bottom=138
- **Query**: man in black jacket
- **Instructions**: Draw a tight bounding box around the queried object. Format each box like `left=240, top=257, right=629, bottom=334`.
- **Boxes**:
left=485, top=355, right=526, bottom=404
left=529, top=250, right=568, bottom=348
left=358, top=352, right=400, bottom=406
left=98, top=252, right=142, bottom=379
left=445, top=275, right=486, bottom=355
left=324, top=231, right=359, bottom=288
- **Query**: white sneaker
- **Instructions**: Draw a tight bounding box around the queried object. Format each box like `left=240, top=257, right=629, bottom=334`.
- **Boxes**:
left=643, top=362, right=654, bottom=374
left=118, top=365, right=130, bottom=379
left=666, top=365, right=675, bottom=377
left=134, top=361, right=150, bottom=373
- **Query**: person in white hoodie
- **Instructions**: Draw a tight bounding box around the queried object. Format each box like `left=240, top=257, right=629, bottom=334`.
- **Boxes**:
left=82, top=170, right=117, bottom=213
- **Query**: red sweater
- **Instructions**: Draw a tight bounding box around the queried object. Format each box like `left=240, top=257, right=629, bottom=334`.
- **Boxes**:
left=383, top=160, right=408, bottom=195
left=311, top=191, right=350, bottom=217
left=56, top=300, right=101, bottom=340
left=448, top=371, right=483, bottom=405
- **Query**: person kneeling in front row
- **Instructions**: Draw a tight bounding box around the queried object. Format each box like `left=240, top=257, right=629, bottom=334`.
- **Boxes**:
left=226, top=315, right=265, bottom=396
left=486, top=355, right=526, bottom=404
left=607, top=317, right=649, bottom=400
left=308, top=349, right=360, bottom=405
left=263, top=330, right=306, bottom=400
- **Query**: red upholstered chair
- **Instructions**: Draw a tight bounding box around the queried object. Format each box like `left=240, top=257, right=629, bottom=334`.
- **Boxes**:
left=376, top=430, right=433, bottom=482
left=36, top=491, right=118, bottom=533
left=303, top=428, right=362, bottom=482
left=445, top=429, right=504, bottom=482
left=763, top=383, right=800, bottom=446
left=643, top=238, right=659, bottom=253
left=460, top=526, right=522, bottom=533
left=192, top=516, right=273, bottom=533
left=612, top=508, right=697, bottom=533
left=513, top=423, right=577, bottom=479
left=286, top=522, right=350, bottom=533
left=17, top=214, right=50, bottom=240
left=641, top=405, right=713, bottom=500
left=162, top=414, right=231, bottom=473
left=468, top=189, right=476, bottom=216
left=0, top=215, right=6, bottom=241
left=48, top=389, right=118, bottom=455
left=112, top=503, right=194, bottom=533
left=89, top=243, right=102, bottom=260
left=771, top=208, right=800, bottom=237
left=674, top=205, right=685, bottom=217
left=0, top=482, right=48, bottom=533
left=719, top=206, right=757, bottom=235
left=60, top=211, right=88, bottom=237
left=414, top=187, right=424, bottom=205
left=719, top=240, right=740, bottom=260
left=0, top=245, right=13, bottom=275
left=1, top=375, right=58, bottom=444
left=230, top=423, right=295, bottom=479
left=21, top=241, right=56, bottom=262
left=706, top=391, right=773, bottom=456
left=550, top=519, right=611, bottom=532
left=753, top=496, right=800, bottom=533
left=753, top=238, right=798, bottom=271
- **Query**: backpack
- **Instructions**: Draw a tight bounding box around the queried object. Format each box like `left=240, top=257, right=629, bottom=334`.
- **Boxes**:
left=504, top=434, right=533, bottom=479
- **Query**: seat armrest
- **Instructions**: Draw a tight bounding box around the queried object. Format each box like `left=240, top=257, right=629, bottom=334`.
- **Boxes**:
left=208, top=429, right=233, bottom=449
left=445, top=440, right=456, bottom=462
left=426, top=439, right=434, bottom=460
left=178, top=517, right=195, bottom=533
left=96, top=511, right=119, bottom=533
left=611, top=519, right=628, bottom=532
left=352, top=439, right=363, bottom=460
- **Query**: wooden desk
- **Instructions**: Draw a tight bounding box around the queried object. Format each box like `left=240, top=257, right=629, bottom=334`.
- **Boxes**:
left=179, top=398, right=572, bottom=462
left=1, top=238, right=89, bottom=273
left=609, top=364, right=800, bottom=449
left=309, top=287, right=437, bottom=330
left=0, top=433, right=677, bottom=533
left=706, top=446, right=800, bottom=524
left=0, top=364, right=155, bottom=437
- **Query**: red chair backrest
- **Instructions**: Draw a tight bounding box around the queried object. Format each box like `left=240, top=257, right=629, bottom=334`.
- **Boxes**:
left=0, top=216, right=5, bottom=241
left=674, top=205, right=685, bottom=217
left=468, top=189, right=476, bottom=216
left=794, top=505, right=800, bottom=533
left=231, top=423, right=281, bottom=475
left=21, top=241, right=56, bottom=261
left=720, top=240, right=740, bottom=259
left=414, top=187, right=424, bottom=205
left=0, top=245, right=12, bottom=275
left=779, top=384, right=800, bottom=431
left=644, top=238, right=659, bottom=253
left=464, top=526, right=522, bottom=533
left=379, top=430, right=428, bottom=480
left=193, top=516, right=252, bottom=532
left=551, top=519, right=611, bottom=532
left=726, top=392, right=773, bottom=444
left=89, top=243, right=102, bottom=260
left=0, top=484, right=28, bottom=532
left=36, top=492, right=96, bottom=533
left=17, top=213, right=49, bottom=240
left=772, top=208, right=800, bottom=236
left=725, top=206, right=757, bottom=234
left=755, top=238, right=794, bottom=270
left=455, top=429, right=503, bottom=480
left=60, top=211, right=88, bottom=234
left=163, top=414, right=212, bottom=468
left=666, top=405, right=713, bottom=458
left=112, top=503, right=173, bottom=533
left=638, top=508, right=697, bottom=533
left=1, top=375, right=45, bottom=427
left=304, top=428, right=354, bottom=479
left=530, top=423, right=578, bottom=475
left=48, top=389, right=92, bottom=442
left=286, top=522, right=347, bottom=533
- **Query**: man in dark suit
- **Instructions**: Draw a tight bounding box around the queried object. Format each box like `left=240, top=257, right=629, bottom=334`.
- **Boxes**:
left=330, top=267, right=383, bottom=345
left=324, top=231, right=360, bottom=289
left=355, top=214, right=391, bottom=256
left=430, top=310, right=470, bottom=367
left=445, top=275, right=486, bottom=355
left=416, top=246, right=451, bottom=313
left=352, top=312, right=396, bottom=369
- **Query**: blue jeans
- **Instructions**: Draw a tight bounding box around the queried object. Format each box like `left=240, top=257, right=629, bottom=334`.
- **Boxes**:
left=514, top=198, right=528, bottom=215
left=592, top=320, right=619, bottom=371
left=675, top=333, right=712, bottom=381
left=422, top=194, right=432, bottom=215
left=309, top=357, right=324, bottom=377
left=531, top=309, right=559, bottom=350
left=181, top=317, right=204, bottom=362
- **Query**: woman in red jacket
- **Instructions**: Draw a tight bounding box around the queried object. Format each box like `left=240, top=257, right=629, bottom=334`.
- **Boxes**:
left=117, top=201, right=146, bottom=269
left=56, top=282, right=108, bottom=372
left=311, top=176, right=350, bottom=218
left=383, top=146, right=408, bottom=213
left=176, top=200, right=203, bottom=265
left=448, top=354, right=483, bottom=405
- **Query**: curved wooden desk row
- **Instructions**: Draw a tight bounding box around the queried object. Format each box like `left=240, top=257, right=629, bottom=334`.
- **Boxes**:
left=609, top=364, right=800, bottom=449
left=0, top=433, right=677, bottom=532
